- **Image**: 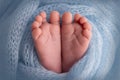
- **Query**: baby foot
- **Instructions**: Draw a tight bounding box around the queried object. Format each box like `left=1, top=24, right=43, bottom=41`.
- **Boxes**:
left=32, top=11, right=61, bottom=73
left=61, top=12, right=92, bottom=72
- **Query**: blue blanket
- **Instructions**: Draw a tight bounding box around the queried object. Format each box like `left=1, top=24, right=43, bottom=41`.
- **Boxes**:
left=0, top=0, right=120, bottom=80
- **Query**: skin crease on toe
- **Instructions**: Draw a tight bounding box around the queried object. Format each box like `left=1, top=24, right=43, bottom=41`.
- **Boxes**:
left=50, top=11, right=60, bottom=24
left=62, top=12, right=72, bottom=24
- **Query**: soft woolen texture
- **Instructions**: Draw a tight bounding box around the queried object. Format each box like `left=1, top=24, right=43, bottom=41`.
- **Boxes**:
left=0, top=0, right=120, bottom=80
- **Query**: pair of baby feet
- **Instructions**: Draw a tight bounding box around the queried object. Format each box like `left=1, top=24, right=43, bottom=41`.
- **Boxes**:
left=32, top=11, right=92, bottom=73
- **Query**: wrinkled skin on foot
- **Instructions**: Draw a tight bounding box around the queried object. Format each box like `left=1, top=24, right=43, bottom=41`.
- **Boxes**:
left=61, top=12, right=92, bottom=72
left=32, top=11, right=61, bottom=73
left=31, top=11, right=92, bottom=73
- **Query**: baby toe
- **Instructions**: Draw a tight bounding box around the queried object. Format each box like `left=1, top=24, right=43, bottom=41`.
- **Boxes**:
left=35, top=15, right=42, bottom=25
left=82, top=29, right=92, bottom=40
left=32, top=28, right=42, bottom=41
left=74, top=13, right=81, bottom=22
left=62, top=12, right=72, bottom=25
left=83, top=22, right=92, bottom=31
left=79, top=16, right=88, bottom=24
left=50, top=11, right=60, bottom=24
left=40, top=11, right=47, bottom=23
left=32, top=21, right=40, bottom=30
left=32, top=21, right=42, bottom=40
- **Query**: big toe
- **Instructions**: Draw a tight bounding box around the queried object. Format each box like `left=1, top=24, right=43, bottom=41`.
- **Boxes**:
left=62, top=12, right=72, bottom=25
left=50, top=11, right=60, bottom=24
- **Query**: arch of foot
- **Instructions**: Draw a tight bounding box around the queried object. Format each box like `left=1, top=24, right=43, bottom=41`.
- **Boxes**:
left=7, top=2, right=115, bottom=80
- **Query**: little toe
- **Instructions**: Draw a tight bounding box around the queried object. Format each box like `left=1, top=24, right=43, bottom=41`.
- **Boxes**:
left=32, top=28, right=42, bottom=41
left=32, top=21, right=40, bottom=30
left=50, top=11, right=60, bottom=24
left=40, top=11, right=47, bottom=23
left=82, top=22, right=92, bottom=31
left=82, top=29, right=92, bottom=40
left=62, top=12, right=72, bottom=25
left=32, top=21, right=42, bottom=40
left=74, top=13, right=82, bottom=22
left=35, top=15, right=42, bottom=25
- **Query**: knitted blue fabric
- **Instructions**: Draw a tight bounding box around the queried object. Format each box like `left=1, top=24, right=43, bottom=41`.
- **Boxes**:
left=0, top=0, right=120, bottom=80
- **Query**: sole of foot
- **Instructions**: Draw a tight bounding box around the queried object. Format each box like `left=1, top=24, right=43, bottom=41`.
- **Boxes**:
left=32, top=11, right=61, bottom=73
left=61, top=12, right=92, bottom=72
